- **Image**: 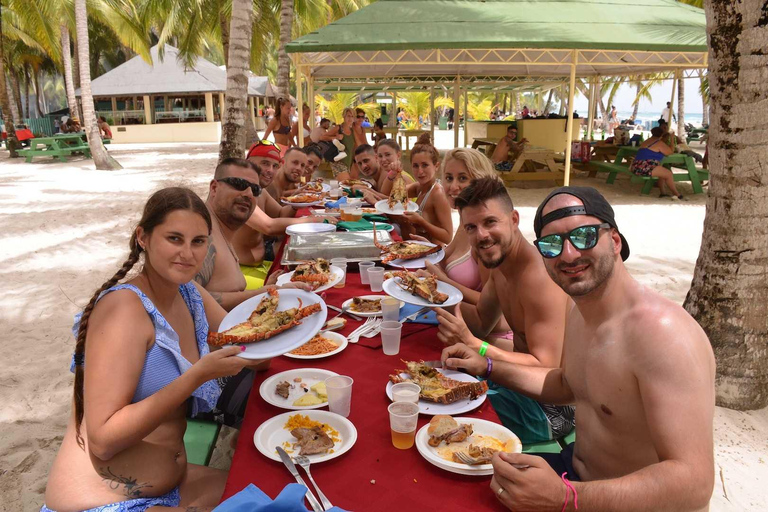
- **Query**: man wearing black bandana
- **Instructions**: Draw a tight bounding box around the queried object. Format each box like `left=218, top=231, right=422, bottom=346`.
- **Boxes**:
left=442, top=186, right=715, bottom=511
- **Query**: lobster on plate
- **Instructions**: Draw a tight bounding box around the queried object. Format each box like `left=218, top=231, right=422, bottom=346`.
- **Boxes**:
left=386, top=270, right=448, bottom=304
left=291, top=258, right=333, bottom=289
left=374, top=223, right=441, bottom=264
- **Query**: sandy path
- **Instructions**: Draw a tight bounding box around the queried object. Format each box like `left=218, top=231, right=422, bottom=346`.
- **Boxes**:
left=0, top=142, right=765, bottom=511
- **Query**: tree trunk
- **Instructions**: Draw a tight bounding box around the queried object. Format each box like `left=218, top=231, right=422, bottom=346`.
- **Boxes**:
left=276, top=0, right=294, bottom=99
left=61, top=24, right=81, bottom=121
left=218, top=0, right=254, bottom=162
left=23, top=65, right=31, bottom=118
left=34, top=69, right=45, bottom=115
left=75, top=0, right=122, bottom=170
left=701, top=75, right=709, bottom=126
left=73, top=41, right=80, bottom=91
left=10, top=70, right=23, bottom=121
left=220, top=12, right=231, bottom=67
left=683, top=0, right=768, bottom=410
left=543, top=89, right=554, bottom=114
left=0, top=27, right=19, bottom=157
left=631, top=82, right=641, bottom=120
left=677, top=77, right=685, bottom=137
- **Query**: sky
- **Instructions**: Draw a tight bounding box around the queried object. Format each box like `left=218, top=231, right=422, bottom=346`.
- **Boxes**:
left=571, top=75, right=706, bottom=116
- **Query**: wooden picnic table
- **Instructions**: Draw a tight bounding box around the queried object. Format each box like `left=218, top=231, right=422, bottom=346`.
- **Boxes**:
left=589, top=146, right=708, bottom=195
left=471, top=137, right=500, bottom=156
left=17, top=135, right=92, bottom=163
left=397, top=129, right=430, bottom=151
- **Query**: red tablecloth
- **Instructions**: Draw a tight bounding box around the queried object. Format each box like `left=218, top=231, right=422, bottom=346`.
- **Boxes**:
left=222, top=272, right=504, bottom=511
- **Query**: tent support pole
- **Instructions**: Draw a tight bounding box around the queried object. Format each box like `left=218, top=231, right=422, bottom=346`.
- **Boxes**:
left=668, top=69, right=677, bottom=124
left=563, top=50, right=578, bottom=186
left=308, top=75, right=315, bottom=129
left=297, top=66, right=304, bottom=146
left=587, top=78, right=595, bottom=140
left=453, top=77, right=460, bottom=148
left=390, top=92, right=396, bottom=127
left=429, top=86, right=435, bottom=142
left=463, top=88, right=468, bottom=147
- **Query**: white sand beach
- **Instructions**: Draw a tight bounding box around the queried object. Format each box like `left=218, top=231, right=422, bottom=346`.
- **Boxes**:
left=1, top=142, right=766, bottom=511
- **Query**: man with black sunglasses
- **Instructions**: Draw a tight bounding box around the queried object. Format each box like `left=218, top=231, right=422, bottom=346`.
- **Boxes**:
left=435, top=177, right=574, bottom=446
left=443, top=186, right=715, bottom=511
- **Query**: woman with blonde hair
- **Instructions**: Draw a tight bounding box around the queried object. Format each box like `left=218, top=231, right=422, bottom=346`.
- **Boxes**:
left=329, top=108, right=359, bottom=179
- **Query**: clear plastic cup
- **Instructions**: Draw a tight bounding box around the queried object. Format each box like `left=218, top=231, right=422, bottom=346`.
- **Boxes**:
left=380, top=320, right=402, bottom=355
left=330, top=258, right=347, bottom=289
left=368, top=267, right=385, bottom=292
left=381, top=297, right=401, bottom=322
left=330, top=180, right=339, bottom=189
left=325, top=375, right=353, bottom=417
left=358, top=261, right=375, bottom=285
left=388, top=401, right=419, bottom=449
left=391, top=382, right=421, bottom=403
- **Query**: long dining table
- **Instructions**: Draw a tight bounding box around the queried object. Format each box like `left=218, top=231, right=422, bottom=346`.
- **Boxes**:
left=221, top=268, right=506, bottom=511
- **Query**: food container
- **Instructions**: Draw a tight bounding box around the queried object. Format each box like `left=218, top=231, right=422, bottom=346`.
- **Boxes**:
left=281, top=231, right=392, bottom=266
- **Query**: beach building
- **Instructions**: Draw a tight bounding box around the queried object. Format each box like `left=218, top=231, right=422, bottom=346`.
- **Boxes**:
left=75, top=45, right=274, bottom=143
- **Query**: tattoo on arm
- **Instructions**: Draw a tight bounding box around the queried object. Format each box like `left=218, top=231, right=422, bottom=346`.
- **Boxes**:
left=98, top=466, right=153, bottom=499
left=210, top=291, right=223, bottom=305
left=195, top=243, right=216, bottom=287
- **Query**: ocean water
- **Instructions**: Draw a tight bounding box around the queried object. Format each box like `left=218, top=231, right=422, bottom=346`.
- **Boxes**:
left=615, top=110, right=704, bottom=128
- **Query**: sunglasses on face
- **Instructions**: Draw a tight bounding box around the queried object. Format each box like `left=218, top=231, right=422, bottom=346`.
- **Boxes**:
left=357, top=115, right=365, bottom=119
left=217, top=177, right=261, bottom=196
left=534, top=223, right=610, bottom=258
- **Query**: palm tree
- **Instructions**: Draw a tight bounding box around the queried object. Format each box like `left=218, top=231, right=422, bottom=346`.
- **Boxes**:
left=276, top=0, right=294, bottom=99
left=218, top=0, right=254, bottom=161
left=683, top=0, right=768, bottom=410
left=1, top=8, right=20, bottom=157
left=74, top=0, right=121, bottom=169
left=60, top=24, right=81, bottom=122
left=396, top=92, right=453, bottom=127
left=314, top=92, right=379, bottom=124
left=677, top=76, right=685, bottom=135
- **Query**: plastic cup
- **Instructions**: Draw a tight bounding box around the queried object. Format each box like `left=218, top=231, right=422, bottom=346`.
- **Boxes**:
left=325, top=375, right=353, bottom=417
left=368, top=267, right=385, bottom=292
left=330, top=258, right=347, bottom=288
left=330, top=188, right=341, bottom=199
left=391, top=382, right=420, bottom=403
left=380, top=320, right=402, bottom=355
left=388, top=401, right=419, bottom=449
left=358, top=261, right=375, bottom=285
left=330, top=180, right=339, bottom=189
left=381, top=297, right=401, bottom=322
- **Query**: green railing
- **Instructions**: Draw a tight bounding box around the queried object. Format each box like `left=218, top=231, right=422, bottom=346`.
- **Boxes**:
left=23, top=117, right=55, bottom=137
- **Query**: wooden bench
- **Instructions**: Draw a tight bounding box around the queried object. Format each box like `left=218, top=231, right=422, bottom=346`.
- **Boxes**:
left=16, top=134, right=99, bottom=163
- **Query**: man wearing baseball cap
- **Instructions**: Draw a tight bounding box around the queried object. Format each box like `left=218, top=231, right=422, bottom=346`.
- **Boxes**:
left=246, top=139, right=282, bottom=188
left=443, top=186, right=715, bottom=511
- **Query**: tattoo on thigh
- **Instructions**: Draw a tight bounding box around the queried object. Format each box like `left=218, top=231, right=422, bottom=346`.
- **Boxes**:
left=98, top=466, right=153, bottom=498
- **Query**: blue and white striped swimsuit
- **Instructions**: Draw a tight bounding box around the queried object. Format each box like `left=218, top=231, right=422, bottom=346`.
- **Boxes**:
left=69, top=282, right=220, bottom=416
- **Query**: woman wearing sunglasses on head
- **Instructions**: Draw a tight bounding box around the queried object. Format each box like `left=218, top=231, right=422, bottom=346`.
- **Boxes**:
left=42, top=187, right=261, bottom=512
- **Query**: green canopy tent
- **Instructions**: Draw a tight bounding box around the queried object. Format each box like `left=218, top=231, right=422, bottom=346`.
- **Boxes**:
left=287, top=0, right=707, bottom=184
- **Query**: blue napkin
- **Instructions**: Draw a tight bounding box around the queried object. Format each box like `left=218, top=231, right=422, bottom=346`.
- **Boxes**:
left=324, top=196, right=348, bottom=209
left=214, top=483, right=348, bottom=512
left=399, top=303, right=438, bottom=325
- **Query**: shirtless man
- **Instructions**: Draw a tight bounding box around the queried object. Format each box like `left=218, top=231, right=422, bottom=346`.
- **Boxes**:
left=304, top=145, right=322, bottom=179
left=435, top=177, right=574, bottom=443
left=196, top=157, right=307, bottom=310
left=266, top=147, right=307, bottom=201
left=443, top=186, right=715, bottom=511
left=353, top=144, right=415, bottom=205
left=491, top=125, right=527, bottom=172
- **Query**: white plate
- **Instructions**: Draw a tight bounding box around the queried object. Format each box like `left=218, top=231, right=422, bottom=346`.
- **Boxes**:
left=386, top=244, right=445, bottom=269
left=218, top=289, right=327, bottom=360
left=415, top=418, right=522, bottom=476
left=253, top=410, right=357, bottom=464
left=382, top=277, right=463, bottom=308
left=283, top=331, right=348, bottom=360
left=259, top=368, right=338, bottom=410
left=312, top=208, right=341, bottom=217
left=386, top=369, right=487, bottom=415
left=341, top=295, right=404, bottom=318
left=281, top=198, right=325, bottom=207
left=375, top=199, right=419, bottom=215
left=285, top=223, right=336, bottom=236
left=276, top=265, right=344, bottom=293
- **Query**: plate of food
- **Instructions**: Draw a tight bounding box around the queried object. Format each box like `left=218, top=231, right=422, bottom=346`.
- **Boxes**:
left=284, top=331, right=348, bottom=360
left=382, top=271, right=463, bottom=308
left=416, top=416, right=521, bottom=476
left=281, top=193, right=324, bottom=207
left=209, top=289, right=326, bottom=360
left=298, top=181, right=331, bottom=194
left=341, top=295, right=404, bottom=317
left=285, top=223, right=336, bottom=236
left=386, top=361, right=488, bottom=415
left=341, top=179, right=373, bottom=189
left=254, top=410, right=357, bottom=464
left=276, top=259, right=343, bottom=292
left=259, top=368, right=338, bottom=410
left=374, top=199, right=418, bottom=216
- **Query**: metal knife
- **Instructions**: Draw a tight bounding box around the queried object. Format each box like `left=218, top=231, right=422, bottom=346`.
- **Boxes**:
left=276, top=447, right=323, bottom=512
left=326, top=304, right=364, bottom=321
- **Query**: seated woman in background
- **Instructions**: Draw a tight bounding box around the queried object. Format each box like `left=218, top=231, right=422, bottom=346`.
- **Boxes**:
left=43, top=187, right=257, bottom=512
left=631, top=126, right=683, bottom=199
left=400, top=134, right=453, bottom=245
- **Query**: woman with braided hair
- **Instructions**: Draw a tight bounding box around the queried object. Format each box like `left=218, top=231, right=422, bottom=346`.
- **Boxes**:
left=42, top=187, right=257, bottom=512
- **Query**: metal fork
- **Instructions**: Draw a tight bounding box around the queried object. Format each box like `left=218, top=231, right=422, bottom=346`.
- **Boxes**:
left=294, top=455, right=333, bottom=511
